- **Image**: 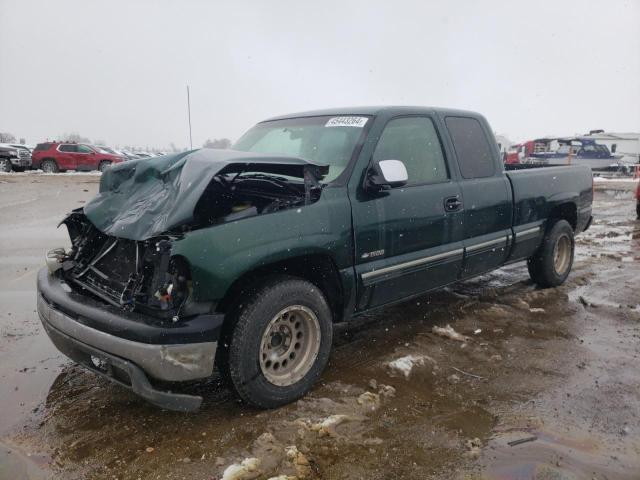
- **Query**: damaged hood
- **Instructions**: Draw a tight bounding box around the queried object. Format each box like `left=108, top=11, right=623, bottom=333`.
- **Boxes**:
left=83, top=149, right=328, bottom=241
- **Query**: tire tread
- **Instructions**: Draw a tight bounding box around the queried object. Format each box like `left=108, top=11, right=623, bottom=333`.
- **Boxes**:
left=224, top=276, right=332, bottom=408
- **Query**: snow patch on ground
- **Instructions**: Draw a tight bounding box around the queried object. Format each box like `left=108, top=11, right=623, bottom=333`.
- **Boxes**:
left=593, top=176, right=637, bottom=183
left=432, top=324, right=470, bottom=342
left=388, top=355, right=432, bottom=377
left=221, top=457, right=261, bottom=480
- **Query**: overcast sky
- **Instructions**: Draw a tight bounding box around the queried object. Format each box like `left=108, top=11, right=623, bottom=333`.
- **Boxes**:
left=1, top=0, right=639, bottom=149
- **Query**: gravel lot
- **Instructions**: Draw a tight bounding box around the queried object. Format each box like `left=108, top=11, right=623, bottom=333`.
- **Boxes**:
left=1, top=172, right=639, bottom=480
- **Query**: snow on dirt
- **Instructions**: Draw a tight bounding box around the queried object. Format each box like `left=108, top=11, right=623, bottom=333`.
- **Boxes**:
left=387, top=354, right=433, bottom=377
left=431, top=324, right=470, bottom=342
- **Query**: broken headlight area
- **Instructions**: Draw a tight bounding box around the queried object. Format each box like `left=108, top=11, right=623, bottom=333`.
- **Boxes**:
left=59, top=211, right=191, bottom=319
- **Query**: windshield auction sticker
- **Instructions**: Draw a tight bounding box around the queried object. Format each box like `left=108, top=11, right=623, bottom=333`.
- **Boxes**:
left=325, top=116, right=368, bottom=128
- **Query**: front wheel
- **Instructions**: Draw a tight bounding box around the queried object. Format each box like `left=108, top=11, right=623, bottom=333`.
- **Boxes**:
left=527, top=219, right=575, bottom=288
left=222, top=276, right=333, bottom=408
left=98, top=161, right=112, bottom=172
left=0, top=158, right=12, bottom=172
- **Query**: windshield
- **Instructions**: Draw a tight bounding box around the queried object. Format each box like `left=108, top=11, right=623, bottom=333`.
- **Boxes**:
left=232, top=115, right=369, bottom=183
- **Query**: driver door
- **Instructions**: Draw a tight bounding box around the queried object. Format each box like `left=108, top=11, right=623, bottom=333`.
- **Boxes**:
left=75, top=144, right=95, bottom=170
left=351, top=116, right=465, bottom=310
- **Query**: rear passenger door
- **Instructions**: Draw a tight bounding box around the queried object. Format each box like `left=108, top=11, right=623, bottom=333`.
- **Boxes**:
left=57, top=144, right=79, bottom=170
left=352, top=116, right=465, bottom=310
left=444, top=116, right=513, bottom=277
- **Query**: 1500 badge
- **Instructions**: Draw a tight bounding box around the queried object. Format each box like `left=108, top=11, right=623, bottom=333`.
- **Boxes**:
left=361, top=249, right=385, bottom=259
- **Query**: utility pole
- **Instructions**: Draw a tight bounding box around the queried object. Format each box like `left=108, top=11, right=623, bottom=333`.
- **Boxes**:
left=186, top=85, right=193, bottom=149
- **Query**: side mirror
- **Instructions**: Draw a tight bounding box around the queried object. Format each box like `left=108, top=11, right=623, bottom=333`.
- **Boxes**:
left=367, top=159, right=408, bottom=190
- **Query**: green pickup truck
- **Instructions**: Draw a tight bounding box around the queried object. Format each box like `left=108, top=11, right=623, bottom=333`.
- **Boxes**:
left=37, top=106, right=593, bottom=411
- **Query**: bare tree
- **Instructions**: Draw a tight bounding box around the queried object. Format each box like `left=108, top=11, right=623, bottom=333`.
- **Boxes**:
left=203, top=138, right=232, bottom=149
left=0, top=132, right=16, bottom=143
left=61, top=132, right=92, bottom=143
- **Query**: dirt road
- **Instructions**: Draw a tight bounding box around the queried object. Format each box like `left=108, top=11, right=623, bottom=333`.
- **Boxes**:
left=1, top=172, right=638, bottom=480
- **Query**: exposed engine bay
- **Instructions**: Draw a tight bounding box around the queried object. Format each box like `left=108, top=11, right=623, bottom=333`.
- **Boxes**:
left=193, top=172, right=313, bottom=227
left=55, top=171, right=321, bottom=318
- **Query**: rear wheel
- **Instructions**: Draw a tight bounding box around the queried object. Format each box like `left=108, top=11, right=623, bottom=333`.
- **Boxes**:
left=0, top=158, right=12, bottom=172
left=41, top=159, right=59, bottom=173
left=222, top=276, right=333, bottom=408
left=636, top=202, right=640, bottom=220
left=98, top=160, right=112, bottom=172
left=527, top=219, right=575, bottom=288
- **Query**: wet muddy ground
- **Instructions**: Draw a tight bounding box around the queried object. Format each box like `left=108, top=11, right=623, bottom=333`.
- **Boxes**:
left=1, top=172, right=639, bottom=480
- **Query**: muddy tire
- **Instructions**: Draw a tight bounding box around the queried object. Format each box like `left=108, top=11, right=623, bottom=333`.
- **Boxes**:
left=527, top=219, right=575, bottom=288
left=41, top=159, right=59, bottom=173
left=98, top=161, right=112, bottom=173
left=222, top=276, right=333, bottom=408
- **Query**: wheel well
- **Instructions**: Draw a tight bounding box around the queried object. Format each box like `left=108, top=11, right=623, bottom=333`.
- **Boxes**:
left=41, top=157, right=57, bottom=164
left=548, top=203, right=577, bottom=230
left=216, top=254, right=345, bottom=323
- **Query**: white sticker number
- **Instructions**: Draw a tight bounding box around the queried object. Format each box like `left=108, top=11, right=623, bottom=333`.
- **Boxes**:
left=325, top=116, right=368, bottom=128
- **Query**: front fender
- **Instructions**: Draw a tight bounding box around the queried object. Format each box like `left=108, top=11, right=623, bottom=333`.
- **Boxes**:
left=171, top=188, right=353, bottom=303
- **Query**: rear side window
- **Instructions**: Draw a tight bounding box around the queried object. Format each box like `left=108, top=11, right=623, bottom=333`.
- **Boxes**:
left=34, top=143, right=52, bottom=151
left=445, top=116, right=496, bottom=179
left=59, top=144, right=77, bottom=152
left=77, top=144, right=93, bottom=153
left=372, top=116, right=448, bottom=184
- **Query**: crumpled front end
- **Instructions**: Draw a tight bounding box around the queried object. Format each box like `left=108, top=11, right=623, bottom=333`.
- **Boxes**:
left=37, top=150, right=330, bottom=410
left=36, top=211, right=223, bottom=411
left=57, top=210, right=193, bottom=318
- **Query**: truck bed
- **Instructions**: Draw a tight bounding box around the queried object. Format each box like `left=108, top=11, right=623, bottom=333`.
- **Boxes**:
left=505, top=164, right=593, bottom=232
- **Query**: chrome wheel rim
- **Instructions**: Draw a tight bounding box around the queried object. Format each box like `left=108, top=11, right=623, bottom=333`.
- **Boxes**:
left=553, top=234, right=571, bottom=275
left=259, top=305, right=321, bottom=387
left=42, top=162, right=54, bottom=173
left=0, top=159, right=11, bottom=172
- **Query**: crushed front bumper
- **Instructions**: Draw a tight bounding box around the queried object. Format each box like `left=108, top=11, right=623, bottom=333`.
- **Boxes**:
left=37, top=268, right=223, bottom=411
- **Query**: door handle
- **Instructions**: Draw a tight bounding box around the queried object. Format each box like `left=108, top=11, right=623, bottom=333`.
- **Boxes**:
left=444, top=196, right=463, bottom=212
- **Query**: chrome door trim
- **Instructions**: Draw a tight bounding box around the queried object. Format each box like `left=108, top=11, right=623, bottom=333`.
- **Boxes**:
left=361, top=248, right=464, bottom=281
left=515, top=226, right=541, bottom=239
left=465, top=236, right=508, bottom=253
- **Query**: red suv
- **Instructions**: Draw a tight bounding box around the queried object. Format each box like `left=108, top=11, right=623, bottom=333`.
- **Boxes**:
left=32, top=142, right=124, bottom=173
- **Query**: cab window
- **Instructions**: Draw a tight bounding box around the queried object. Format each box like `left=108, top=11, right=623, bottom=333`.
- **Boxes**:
left=445, top=116, right=496, bottom=179
left=372, top=116, right=448, bottom=185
